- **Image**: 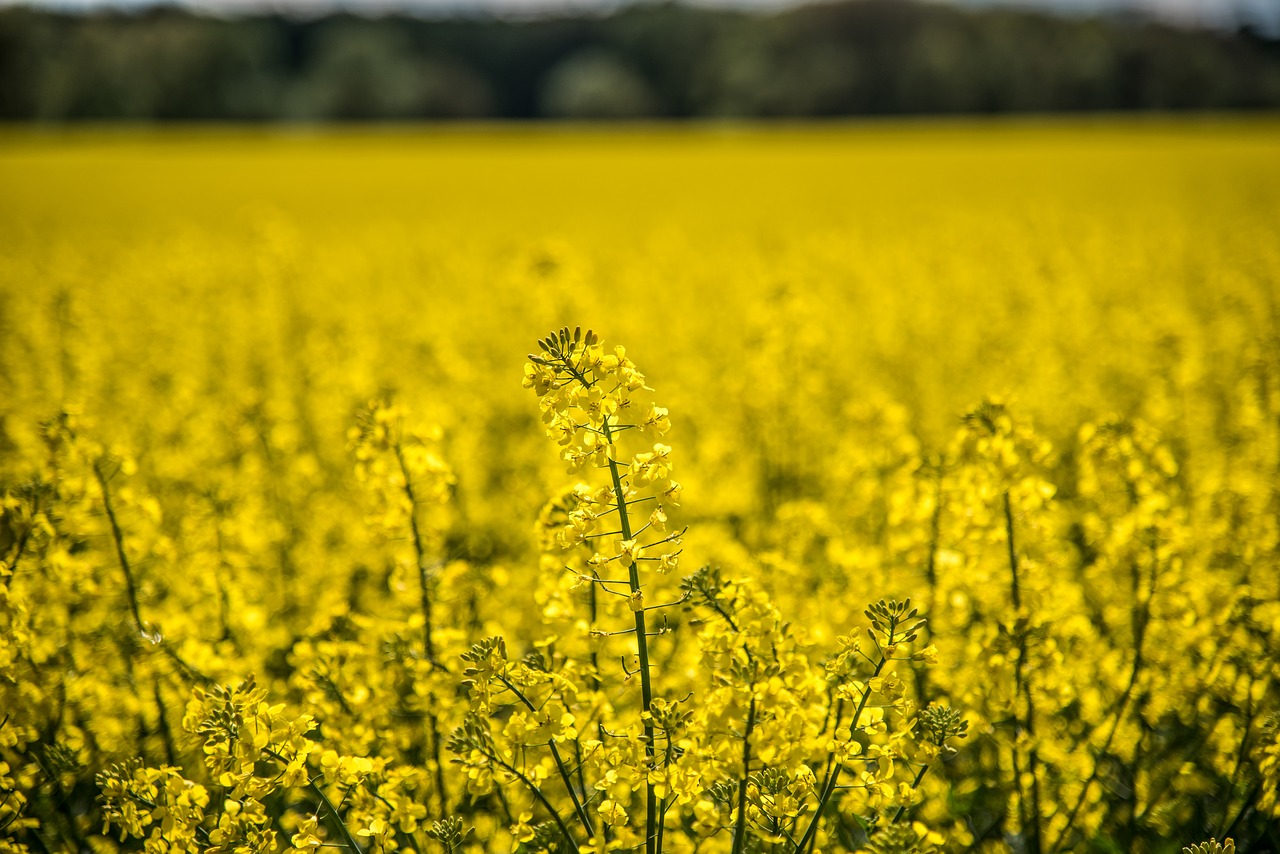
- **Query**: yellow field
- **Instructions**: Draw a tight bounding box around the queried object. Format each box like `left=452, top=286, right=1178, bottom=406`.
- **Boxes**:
left=1, top=121, right=1278, bottom=854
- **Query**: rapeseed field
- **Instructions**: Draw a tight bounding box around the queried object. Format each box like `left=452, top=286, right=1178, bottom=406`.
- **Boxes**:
left=1, top=121, right=1278, bottom=854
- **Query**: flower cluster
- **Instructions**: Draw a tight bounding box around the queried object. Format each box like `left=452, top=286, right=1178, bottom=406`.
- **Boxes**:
left=524, top=327, right=683, bottom=572
left=1, top=313, right=1275, bottom=854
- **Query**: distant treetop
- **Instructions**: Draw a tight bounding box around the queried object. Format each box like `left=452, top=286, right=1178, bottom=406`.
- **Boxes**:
left=2, top=0, right=1278, bottom=120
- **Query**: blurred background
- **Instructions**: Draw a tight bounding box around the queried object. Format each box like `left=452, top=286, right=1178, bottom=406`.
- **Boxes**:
left=1, top=0, right=1278, bottom=121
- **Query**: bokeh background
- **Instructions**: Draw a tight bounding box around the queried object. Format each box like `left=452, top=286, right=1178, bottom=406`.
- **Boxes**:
left=3, top=1, right=1280, bottom=853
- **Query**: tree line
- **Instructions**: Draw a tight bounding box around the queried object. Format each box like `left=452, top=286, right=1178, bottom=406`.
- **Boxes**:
left=2, top=0, right=1279, bottom=120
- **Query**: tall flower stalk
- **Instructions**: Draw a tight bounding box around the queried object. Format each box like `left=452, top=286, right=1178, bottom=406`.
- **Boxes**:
left=351, top=401, right=457, bottom=820
left=524, top=327, right=683, bottom=854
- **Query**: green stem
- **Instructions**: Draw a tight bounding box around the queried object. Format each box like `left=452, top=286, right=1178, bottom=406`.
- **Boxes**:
left=1003, top=491, right=1042, bottom=854
left=310, top=778, right=367, bottom=854
left=655, top=740, right=672, bottom=854
left=602, top=419, right=658, bottom=854
left=795, top=655, right=886, bottom=854
left=393, top=442, right=440, bottom=665
left=892, top=764, right=929, bottom=822
left=499, top=675, right=596, bottom=838
left=915, top=468, right=943, bottom=702
left=2, top=493, right=38, bottom=581
left=589, top=584, right=602, bottom=692
left=732, top=694, right=757, bottom=854
left=393, top=441, right=449, bottom=820
left=264, top=749, right=364, bottom=853
left=1216, top=641, right=1260, bottom=838
left=494, top=756, right=582, bottom=854
left=92, top=460, right=147, bottom=637
left=1220, top=779, right=1261, bottom=842
left=1048, top=563, right=1152, bottom=853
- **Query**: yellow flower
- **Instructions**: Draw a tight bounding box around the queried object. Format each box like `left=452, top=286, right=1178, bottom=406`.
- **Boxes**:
left=619, top=539, right=643, bottom=567
left=598, top=799, right=629, bottom=826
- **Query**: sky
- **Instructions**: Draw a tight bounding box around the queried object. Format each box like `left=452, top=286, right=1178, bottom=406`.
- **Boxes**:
left=4, top=0, right=1276, bottom=33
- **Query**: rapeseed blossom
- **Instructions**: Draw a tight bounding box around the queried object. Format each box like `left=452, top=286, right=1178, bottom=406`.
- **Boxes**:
left=1, top=124, right=1277, bottom=852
